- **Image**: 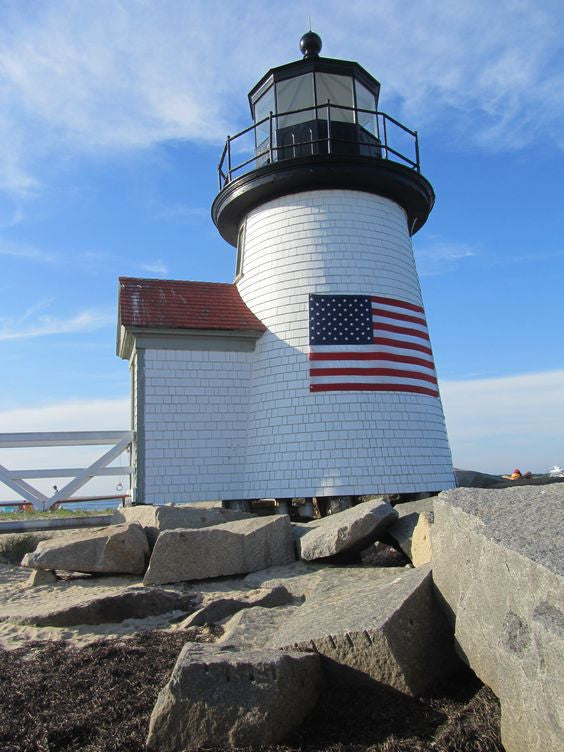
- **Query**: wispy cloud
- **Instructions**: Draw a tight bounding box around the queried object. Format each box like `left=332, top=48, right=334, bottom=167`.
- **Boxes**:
left=0, top=397, right=129, bottom=432
left=0, top=237, right=58, bottom=263
left=140, top=260, right=168, bottom=276
left=151, top=203, right=208, bottom=223
left=0, top=1, right=562, bottom=196
left=414, top=239, right=477, bottom=276
left=0, top=308, right=114, bottom=341
left=487, top=249, right=564, bottom=266
left=440, top=368, right=564, bottom=473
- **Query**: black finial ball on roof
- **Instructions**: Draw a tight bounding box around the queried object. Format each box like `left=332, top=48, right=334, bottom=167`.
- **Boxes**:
left=300, top=31, right=322, bottom=59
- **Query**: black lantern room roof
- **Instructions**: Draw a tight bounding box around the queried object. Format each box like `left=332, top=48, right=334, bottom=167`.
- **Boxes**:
left=247, top=35, right=381, bottom=117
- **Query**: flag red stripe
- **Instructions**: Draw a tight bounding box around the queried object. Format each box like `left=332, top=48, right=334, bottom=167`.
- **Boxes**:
left=308, top=351, right=434, bottom=368
left=372, top=337, right=433, bottom=355
left=373, top=322, right=430, bottom=340
left=310, top=383, right=439, bottom=397
left=372, top=307, right=427, bottom=326
left=310, top=367, right=437, bottom=384
left=371, top=296, right=424, bottom=314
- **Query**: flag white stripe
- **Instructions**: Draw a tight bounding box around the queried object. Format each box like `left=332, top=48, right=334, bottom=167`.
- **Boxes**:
left=372, top=315, right=429, bottom=334
left=309, top=343, right=434, bottom=361
left=371, top=303, right=427, bottom=322
left=310, top=358, right=436, bottom=373
left=310, top=374, right=436, bottom=388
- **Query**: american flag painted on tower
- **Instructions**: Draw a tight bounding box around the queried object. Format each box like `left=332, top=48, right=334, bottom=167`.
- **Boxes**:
left=308, top=294, right=439, bottom=397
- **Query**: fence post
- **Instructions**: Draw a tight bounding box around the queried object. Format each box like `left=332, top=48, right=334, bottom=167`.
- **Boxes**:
left=326, top=100, right=332, bottom=155
left=414, top=130, right=420, bottom=172
left=269, top=112, right=273, bottom=163
left=227, top=136, right=232, bottom=181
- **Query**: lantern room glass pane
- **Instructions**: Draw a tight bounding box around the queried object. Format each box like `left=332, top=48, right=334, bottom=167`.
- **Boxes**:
left=315, top=73, right=354, bottom=122
left=276, top=73, right=314, bottom=128
left=254, top=84, right=275, bottom=152
left=355, top=80, right=377, bottom=136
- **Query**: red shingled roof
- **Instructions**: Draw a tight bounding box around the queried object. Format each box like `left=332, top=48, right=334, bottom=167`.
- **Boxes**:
left=119, top=277, right=266, bottom=332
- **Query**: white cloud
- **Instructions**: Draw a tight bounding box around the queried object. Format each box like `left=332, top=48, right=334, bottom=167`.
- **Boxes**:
left=140, top=260, right=168, bottom=276
left=0, top=397, right=129, bottom=433
left=0, top=237, right=57, bottom=262
left=0, top=0, right=562, bottom=196
left=0, top=308, right=114, bottom=340
left=440, top=369, right=564, bottom=473
left=414, top=239, right=477, bottom=276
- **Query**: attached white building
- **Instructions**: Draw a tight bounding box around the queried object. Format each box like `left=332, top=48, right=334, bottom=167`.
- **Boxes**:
left=117, top=32, right=455, bottom=505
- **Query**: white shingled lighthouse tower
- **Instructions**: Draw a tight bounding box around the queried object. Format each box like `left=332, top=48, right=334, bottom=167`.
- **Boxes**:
left=118, top=32, right=456, bottom=505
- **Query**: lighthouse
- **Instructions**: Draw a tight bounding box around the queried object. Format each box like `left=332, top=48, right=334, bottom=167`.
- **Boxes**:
left=117, top=32, right=456, bottom=505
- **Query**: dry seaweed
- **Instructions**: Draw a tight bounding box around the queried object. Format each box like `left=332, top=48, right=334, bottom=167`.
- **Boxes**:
left=0, top=631, right=503, bottom=752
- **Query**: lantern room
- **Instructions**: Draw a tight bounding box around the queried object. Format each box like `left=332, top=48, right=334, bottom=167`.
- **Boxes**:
left=213, top=32, right=432, bottom=247
left=249, top=31, right=382, bottom=162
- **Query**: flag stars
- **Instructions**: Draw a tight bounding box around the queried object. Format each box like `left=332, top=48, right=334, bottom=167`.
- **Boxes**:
left=309, top=294, right=374, bottom=346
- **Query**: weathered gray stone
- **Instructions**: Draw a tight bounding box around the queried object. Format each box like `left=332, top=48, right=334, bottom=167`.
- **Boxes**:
left=291, top=520, right=321, bottom=539
left=0, top=529, right=79, bottom=565
left=388, top=498, right=435, bottom=567
left=144, top=515, right=295, bottom=586
left=12, top=587, right=195, bottom=626
left=112, top=504, right=253, bottom=547
left=146, top=645, right=323, bottom=750
left=219, top=605, right=303, bottom=649
left=394, top=497, right=435, bottom=518
left=297, top=498, right=398, bottom=560
left=454, top=468, right=505, bottom=488
left=21, top=523, right=149, bottom=575
left=243, top=561, right=325, bottom=598
left=26, top=568, right=58, bottom=586
left=268, top=564, right=457, bottom=695
left=433, top=486, right=564, bottom=752
left=179, top=585, right=293, bottom=628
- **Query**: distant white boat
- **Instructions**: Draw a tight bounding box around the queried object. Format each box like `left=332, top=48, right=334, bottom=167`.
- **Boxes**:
left=547, top=465, right=564, bottom=478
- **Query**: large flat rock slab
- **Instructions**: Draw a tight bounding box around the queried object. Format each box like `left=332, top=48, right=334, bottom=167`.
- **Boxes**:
left=433, top=486, right=564, bottom=752
left=113, top=504, right=253, bottom=546
left=21, top=523, right=149, bottom=575
left=297, top=499, right=397, bottom=561
left=0, top=529, right=80, bottom=566
left=146, top=645, right=323, bottom=750
left=12, top=587, right=195, bottom=627
left=243, top=561, right=326, bottom=598
left=179, top=585, right=293, bottom=628
left=268, top=564, right=456, bottom=695
left=219, top=604, right=303, bottom=649
left=144, top=515, right=295, bottom=586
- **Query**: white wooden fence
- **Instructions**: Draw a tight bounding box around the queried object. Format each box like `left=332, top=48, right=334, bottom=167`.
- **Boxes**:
left=0, top=431, right=133, bottom=511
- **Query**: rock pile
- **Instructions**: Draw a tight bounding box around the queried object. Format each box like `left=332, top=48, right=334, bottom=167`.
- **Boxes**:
left=16, top=486, right=563, bottom=752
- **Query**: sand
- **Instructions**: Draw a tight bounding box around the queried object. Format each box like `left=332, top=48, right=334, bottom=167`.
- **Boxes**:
left=0, top=562, right=194, bottom=649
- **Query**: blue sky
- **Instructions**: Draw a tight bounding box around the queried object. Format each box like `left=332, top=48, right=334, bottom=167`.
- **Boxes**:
left=0, top=0, right=563, bottom=495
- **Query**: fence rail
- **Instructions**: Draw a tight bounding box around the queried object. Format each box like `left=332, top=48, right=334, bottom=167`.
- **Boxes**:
left=218, top=103, right=420, bottom=189
left=0, top=430, right=133, bottom=511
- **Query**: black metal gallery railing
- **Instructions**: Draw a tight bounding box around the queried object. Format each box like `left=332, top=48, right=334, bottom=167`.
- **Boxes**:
left=218, top=103, right=420, bottom=189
